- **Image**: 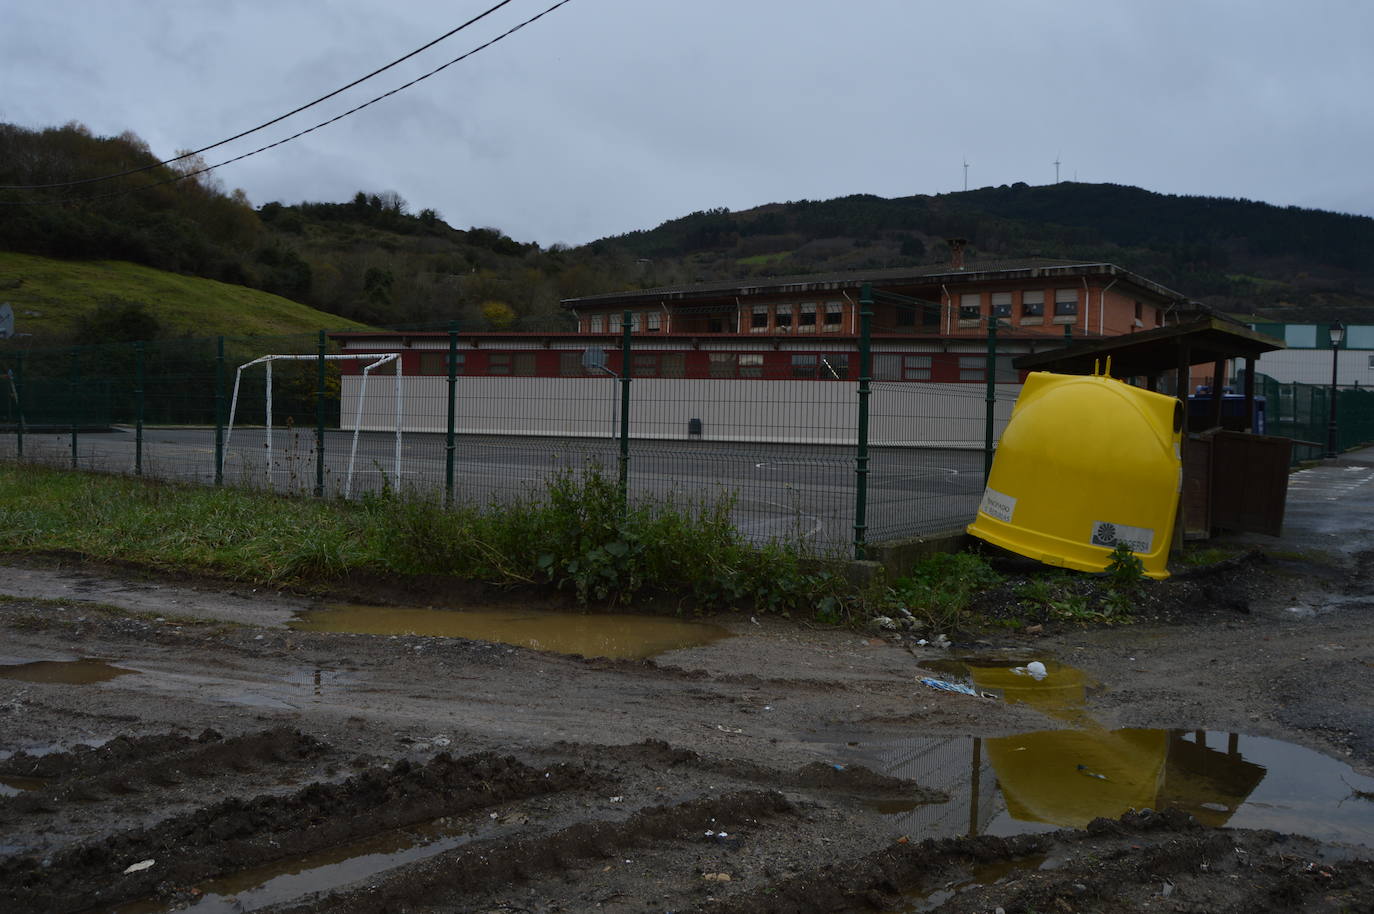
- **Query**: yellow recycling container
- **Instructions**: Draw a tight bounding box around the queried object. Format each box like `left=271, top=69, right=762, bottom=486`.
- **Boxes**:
left=967, top=368, right=1182, bottom=579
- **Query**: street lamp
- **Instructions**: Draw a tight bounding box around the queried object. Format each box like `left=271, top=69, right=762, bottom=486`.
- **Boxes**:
left=1327, top=320, right=1345, bottom=458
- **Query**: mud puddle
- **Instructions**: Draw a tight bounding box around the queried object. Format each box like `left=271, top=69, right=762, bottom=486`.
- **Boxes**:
left=0, top=659, right=138, bottom=684
left=111, top=817, right=483, bottom=914
left=896, top=854, right=1048, bottom=912
left=847, top=652, right=1374, bottom=847
left=289, top=604, right=733, bottom=659
left=0, top=775, right=45, bottom=796
left=837, top=728, right=1374, bottom=847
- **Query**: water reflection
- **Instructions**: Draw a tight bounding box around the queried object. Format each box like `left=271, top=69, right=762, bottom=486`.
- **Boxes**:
left=853, top=654, right=1374, bottom=846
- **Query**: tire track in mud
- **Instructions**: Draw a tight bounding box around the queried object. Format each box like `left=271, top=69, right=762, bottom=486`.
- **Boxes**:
left=0, top=727, right=327, bottom=819
left=696, top=809, right=1374, bottom=914
left=548, top=738, right=947, bottom=805
left=271, top=790, right=796, bottom=914
left=0, top=750, right=605, bottom=914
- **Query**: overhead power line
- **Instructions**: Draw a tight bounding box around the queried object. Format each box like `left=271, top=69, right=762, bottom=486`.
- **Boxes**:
left=1, top=0, right=574, bottom=206
left=0, top=0, right=520, bottom=190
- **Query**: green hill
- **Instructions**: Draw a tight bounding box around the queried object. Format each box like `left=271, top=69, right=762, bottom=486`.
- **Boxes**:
left=603, top=183, right=1374, bottom=322
left=7, top=120, right=1374, bottom=330
left=0, top=251, right=373, bottom=343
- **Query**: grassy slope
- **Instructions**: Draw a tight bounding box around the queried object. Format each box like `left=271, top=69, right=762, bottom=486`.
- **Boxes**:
left=0, top=251, right=374, bottom=341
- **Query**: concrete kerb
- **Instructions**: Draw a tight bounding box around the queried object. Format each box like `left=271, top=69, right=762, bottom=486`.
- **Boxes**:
left=847, top=530, right=973, bottom=583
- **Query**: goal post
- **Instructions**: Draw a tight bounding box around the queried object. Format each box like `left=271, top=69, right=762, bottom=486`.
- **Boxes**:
left=225, top=353, right=402, bottom=497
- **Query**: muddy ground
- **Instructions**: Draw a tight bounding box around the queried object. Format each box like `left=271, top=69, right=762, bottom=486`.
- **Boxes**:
left=4, top=463, right=1374, bottom=913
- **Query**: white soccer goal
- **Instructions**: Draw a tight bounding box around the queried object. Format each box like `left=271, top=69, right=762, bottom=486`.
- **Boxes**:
left=225, top=353, right=402, bottom=497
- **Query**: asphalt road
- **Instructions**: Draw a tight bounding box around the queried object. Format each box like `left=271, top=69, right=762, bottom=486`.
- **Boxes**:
left=1, top=427, right=985, bottom=547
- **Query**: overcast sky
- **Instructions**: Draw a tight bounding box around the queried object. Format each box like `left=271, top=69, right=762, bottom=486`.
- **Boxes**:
left=4, top=0, right=1372, bottom=246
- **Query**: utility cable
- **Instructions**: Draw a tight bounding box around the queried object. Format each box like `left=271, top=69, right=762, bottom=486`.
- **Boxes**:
left=0, top=0, right=574, bottom=207
left=0, top=0, right=519, bottom=190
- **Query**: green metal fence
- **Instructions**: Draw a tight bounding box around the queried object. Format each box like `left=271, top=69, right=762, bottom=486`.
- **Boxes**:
left=1251, top=372, right=1374, bottom=460
left=0, top=315, right=1046, bottom=558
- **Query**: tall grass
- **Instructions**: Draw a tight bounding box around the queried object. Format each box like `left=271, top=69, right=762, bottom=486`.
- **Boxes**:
left=0, top=463, right=853, bottom=617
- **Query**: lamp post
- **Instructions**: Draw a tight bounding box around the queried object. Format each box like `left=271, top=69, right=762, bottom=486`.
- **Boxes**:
left=1327, top=320, right=1345, bottom=458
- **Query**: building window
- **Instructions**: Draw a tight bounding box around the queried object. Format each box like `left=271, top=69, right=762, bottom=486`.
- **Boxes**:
left=821, top=353, right=850, bottom=379
left=904, top=355, right=933, bottom=380
left=751, top=306, right=769, bottom=332
left=775, top=304, right=793, bottom=331
left=874, top=354, right=899, bottom=380
left=799, top=302, right=817, bottom=332
left=1021, top=290, right=1045, bottom=317
left=991, top=292, right=1012, bottom=319
left=486, top=352, right=536, bottom=376
left=559, top=351, right=586, bottom=376
left=629, top=312, right=642, bottom=332
left=739, top=353, right=763, bottom=377
left=608, top=313, right=622, bottom=332
left=824, top=302, right=843, bottom=331
left=958, top=356, right=984, bottom=381
left=959, top=293, right=981, bottom=321
left=791, top=354, right=818, bottom=378
left=661, top=353, right=685, bottom=378
left=419, top=352, right=464, bottom=375
left=589, top=314, right=605, bottom=333
left=1054, top=289, right=1078, bottom=316
left=708, top=353, right=736, bottom=378
left=646, top=311, right=661, bottom=332
left=1134, top=301, right=1143, bottom=321
left=1155, top=309, right=1164, bottom=327
left=631, top=353, right=658, bottom=377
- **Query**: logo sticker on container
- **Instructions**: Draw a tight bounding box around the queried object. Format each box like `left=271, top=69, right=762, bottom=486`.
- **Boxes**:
left=1090, top=521, right=1154, bottom=553
left=979, top=488, right=1017, bottom=523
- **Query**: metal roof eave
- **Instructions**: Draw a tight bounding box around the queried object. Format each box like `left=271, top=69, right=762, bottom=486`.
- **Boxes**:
left=1012, top=317, right=1286, bottom=378
left=560, top=262, right=1188, bottom=310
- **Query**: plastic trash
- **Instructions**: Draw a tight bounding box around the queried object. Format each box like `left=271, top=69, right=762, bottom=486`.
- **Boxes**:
left=1076, top=764, right=1109, bottom=781
left=1011, top=660, right=1049, bottom=680
left=920, top=678, right=995, bottom=700
left=122, top=859, right=155, bottom=874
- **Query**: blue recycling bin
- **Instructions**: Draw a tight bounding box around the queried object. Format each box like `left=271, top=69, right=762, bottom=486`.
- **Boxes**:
left=1187, top=393, right=1266, bottom=434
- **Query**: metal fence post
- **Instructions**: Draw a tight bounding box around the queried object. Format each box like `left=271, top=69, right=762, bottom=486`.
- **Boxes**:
left=214, top=337, right=224, bottom=485
left=70, top=346, right=80, bottom=469
left=984, top=318, right=999, bottom=484
left=445, top=321, right=458, bottom=507
left=854, top=283, right=873, bottom=560
left=135, top=341, right=145, bottom=476
left=13, top=353, right=22, bottom=459
left=315, top=330, right=326, bottom=497
left=619, top=310, right=632, bottom=517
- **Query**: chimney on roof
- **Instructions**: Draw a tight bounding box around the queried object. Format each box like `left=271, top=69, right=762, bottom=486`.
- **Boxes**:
left=946, top=238, right=968, bottom=270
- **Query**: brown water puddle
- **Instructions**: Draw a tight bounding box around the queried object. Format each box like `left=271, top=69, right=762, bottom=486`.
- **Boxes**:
left=289, top=604, right=733, bottom=659
left=0, top=659, right=138, bottom=684
left=110, top=816, right=482, bottom=914
left=896, top=854, right=1048, bottom=912
left=0, top=775, right=46, bottom=797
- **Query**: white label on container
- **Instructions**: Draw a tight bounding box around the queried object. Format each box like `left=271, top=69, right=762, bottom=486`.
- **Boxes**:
left=979, top=488, right=1017, bottom=523
left=1090, top=521, right=1154, bottom=553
